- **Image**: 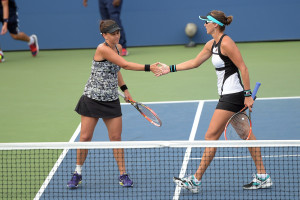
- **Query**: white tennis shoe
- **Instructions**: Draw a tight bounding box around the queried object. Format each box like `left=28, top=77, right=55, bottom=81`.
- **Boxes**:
left=173, top=175, right=201, bottom=193
left=243, top=174, right=273, bottom=189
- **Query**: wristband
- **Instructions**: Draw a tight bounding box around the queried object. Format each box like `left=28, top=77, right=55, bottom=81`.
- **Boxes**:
left=144, top=64, right=150, bottom=72
left=244, top=90, right=252, bottom=97
left=169, top=65, right=177, bottom=72
left=3, top=19, right=8, bottom=23
left=120, top=84, right=128, bottom=92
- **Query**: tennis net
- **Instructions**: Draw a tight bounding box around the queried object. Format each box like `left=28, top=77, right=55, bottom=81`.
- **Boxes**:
left=0, top=140, right=300, bottom=200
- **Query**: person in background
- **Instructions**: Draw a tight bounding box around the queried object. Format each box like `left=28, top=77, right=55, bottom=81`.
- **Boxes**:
left=0, top=0, right=39, bottom=62
left=67, top=19, right=162, bottom=189
left=83, top=0, right=128, bottom=56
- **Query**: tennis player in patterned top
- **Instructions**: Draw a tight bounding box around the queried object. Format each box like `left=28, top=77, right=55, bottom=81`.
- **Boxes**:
left=67, top=19, right=162, bottom=189
left=159, top=10, right=272, bottom=193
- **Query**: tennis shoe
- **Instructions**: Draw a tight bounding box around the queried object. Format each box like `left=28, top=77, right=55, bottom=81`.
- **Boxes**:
left=0, top=53, right=4, bottom=62
left=173, top=175, right=201, bottom=194
left=119, top=173, right=133, bottom=187
left=67, top=172, right=82, bottom=189
left=121, top=48, right=128, bottom=56
left=243, top=174, right=272, bottom=189
left=29, top=35, right=39, bottom=57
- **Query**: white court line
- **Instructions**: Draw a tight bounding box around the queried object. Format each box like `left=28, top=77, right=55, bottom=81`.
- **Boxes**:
left=121, top=96, right=300, bottom=105
left=33, top=123, right=81, bottom=200
left=173, top=100, right=204, bottom=200
left=190, top=154, right=300, bottom=160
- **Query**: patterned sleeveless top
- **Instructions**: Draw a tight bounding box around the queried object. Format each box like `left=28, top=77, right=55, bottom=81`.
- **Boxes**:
left=83, top=43, right=121, bottom=101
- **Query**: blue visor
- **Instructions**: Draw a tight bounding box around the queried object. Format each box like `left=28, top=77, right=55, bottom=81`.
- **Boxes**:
left=199, top=15, right=224, bottom=26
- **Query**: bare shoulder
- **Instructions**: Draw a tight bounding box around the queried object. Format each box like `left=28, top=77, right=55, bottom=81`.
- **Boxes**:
left=221, top=36, right=239, bottom=55
left=203, top=39, right=214, bottom=50
left=222, top=35, right=236, bottom=48
left=96, top=43, right=106, bottom=52
left=94, top=43, right=108, bottom=60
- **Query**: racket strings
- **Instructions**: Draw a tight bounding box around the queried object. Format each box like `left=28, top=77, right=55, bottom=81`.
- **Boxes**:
left=228, top=114, right=250, bottom=140
left=137, top=104, right=160, bottom=124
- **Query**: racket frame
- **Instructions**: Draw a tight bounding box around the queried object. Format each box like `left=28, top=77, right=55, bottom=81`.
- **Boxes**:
left=224, top=82, right=261, bottom=140
left=118, top=90, right=162, bottom=127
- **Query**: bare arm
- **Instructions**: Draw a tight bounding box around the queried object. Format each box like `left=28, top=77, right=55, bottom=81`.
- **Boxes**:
left=176, top=40, right=213, bottom=71
left=95, top=43, right=160, bottom=74
left=160, top=40, right=213, bottom=74
left=1, top=0, right=8, bottom=35
left=221, top=36, right=254, bottom=110
left=117, top=71, right=131, bottom=101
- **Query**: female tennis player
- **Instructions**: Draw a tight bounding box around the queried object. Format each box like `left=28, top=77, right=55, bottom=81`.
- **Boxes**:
left=67, top=19, right=162, bottom=189
left=160, top=10, right=272, bottom=193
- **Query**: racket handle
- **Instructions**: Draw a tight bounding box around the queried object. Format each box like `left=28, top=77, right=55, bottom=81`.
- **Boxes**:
left=251, top=82, right=261, bottom=99
left=118, top=90, right=125, bottom=98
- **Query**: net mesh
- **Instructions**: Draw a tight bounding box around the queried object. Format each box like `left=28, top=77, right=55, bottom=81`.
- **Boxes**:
left=0, top=140, right=299, bottom=200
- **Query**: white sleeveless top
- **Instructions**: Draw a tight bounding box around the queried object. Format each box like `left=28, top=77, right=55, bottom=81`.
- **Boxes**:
left=211, top=34, right=244, bottom=95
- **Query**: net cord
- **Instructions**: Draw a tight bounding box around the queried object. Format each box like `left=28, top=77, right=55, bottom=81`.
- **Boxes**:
left=1, top=140, right=300, bottom=150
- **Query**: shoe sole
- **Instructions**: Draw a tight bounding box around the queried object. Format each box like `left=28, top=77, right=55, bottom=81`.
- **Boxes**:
left=119, top=182, right=133, bottom=187
left=243, top=182, right=273, bottom=190
left=67, top=180, right=82, bottom=189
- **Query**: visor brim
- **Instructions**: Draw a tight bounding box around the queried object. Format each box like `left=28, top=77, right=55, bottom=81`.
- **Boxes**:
left=199, top=16, right=209, bottom=21
left=107, top=27, right=121, bottom=33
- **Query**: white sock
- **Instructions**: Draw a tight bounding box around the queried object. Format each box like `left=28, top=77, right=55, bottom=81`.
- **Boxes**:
left=28, top=36, right=34, bottom=45
left=256, top=173, right=268, bottom=179
left=192, top=175, right=201, bottom=184
left=75, top=165, right=82, bottom=175
left=0, top=51, right=3, bottom=55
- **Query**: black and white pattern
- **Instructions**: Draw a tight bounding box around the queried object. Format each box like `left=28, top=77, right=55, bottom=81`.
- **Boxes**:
left=83, top=60, right=120, bottom=101
left=211, top=34, right=244, bottom=95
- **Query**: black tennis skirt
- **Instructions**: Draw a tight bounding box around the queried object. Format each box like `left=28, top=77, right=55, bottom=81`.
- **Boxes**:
left=75, top=95, right=122, bottom=118
left=216, top=91, right=245, bottom=113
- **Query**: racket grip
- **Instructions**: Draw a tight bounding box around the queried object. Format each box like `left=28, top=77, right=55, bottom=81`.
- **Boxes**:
left=251, top=82, right=261, bottom=99
left=118, top=90, right=125, bottom=98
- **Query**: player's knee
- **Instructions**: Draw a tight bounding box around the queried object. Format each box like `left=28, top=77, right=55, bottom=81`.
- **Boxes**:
left=109, top=134, right=121, bottom=141
left=204, top=132, right=220, bottom=140
left=10, top=33, right=18, bottom=40
left=80, top=133, right=93, bottom=142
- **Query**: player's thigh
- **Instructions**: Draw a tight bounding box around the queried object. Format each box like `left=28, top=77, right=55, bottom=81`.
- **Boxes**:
left=205, top=109, right=234, bottom=140
left=80, top=116, right=99, bottom=141
left=103, top=116, right=122, bottom=141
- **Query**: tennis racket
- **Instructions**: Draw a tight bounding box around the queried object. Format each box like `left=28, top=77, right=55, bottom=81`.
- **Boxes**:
left=224, top=82, right=261, bottom=140
left=118, top=90, right=162, bottom=127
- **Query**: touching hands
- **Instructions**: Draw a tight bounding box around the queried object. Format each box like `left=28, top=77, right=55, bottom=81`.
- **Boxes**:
left=150, top=62, right=171, bottom=77
left=159, top=62, right=171, bottom=76
left=150, top=62, right=163, bottom=77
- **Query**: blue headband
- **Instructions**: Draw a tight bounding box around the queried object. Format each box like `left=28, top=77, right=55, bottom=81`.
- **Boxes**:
left=207, top=16, right=224, bottom=26
left=199, top=15, right=224, bottom=26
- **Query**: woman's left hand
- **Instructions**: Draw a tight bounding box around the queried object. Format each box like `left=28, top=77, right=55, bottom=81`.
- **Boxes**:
left=244, top=96, right=254, bottom=112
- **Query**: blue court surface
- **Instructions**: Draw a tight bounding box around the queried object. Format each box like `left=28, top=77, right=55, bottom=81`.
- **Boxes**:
left=37, top=97, right=300, bottom=200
